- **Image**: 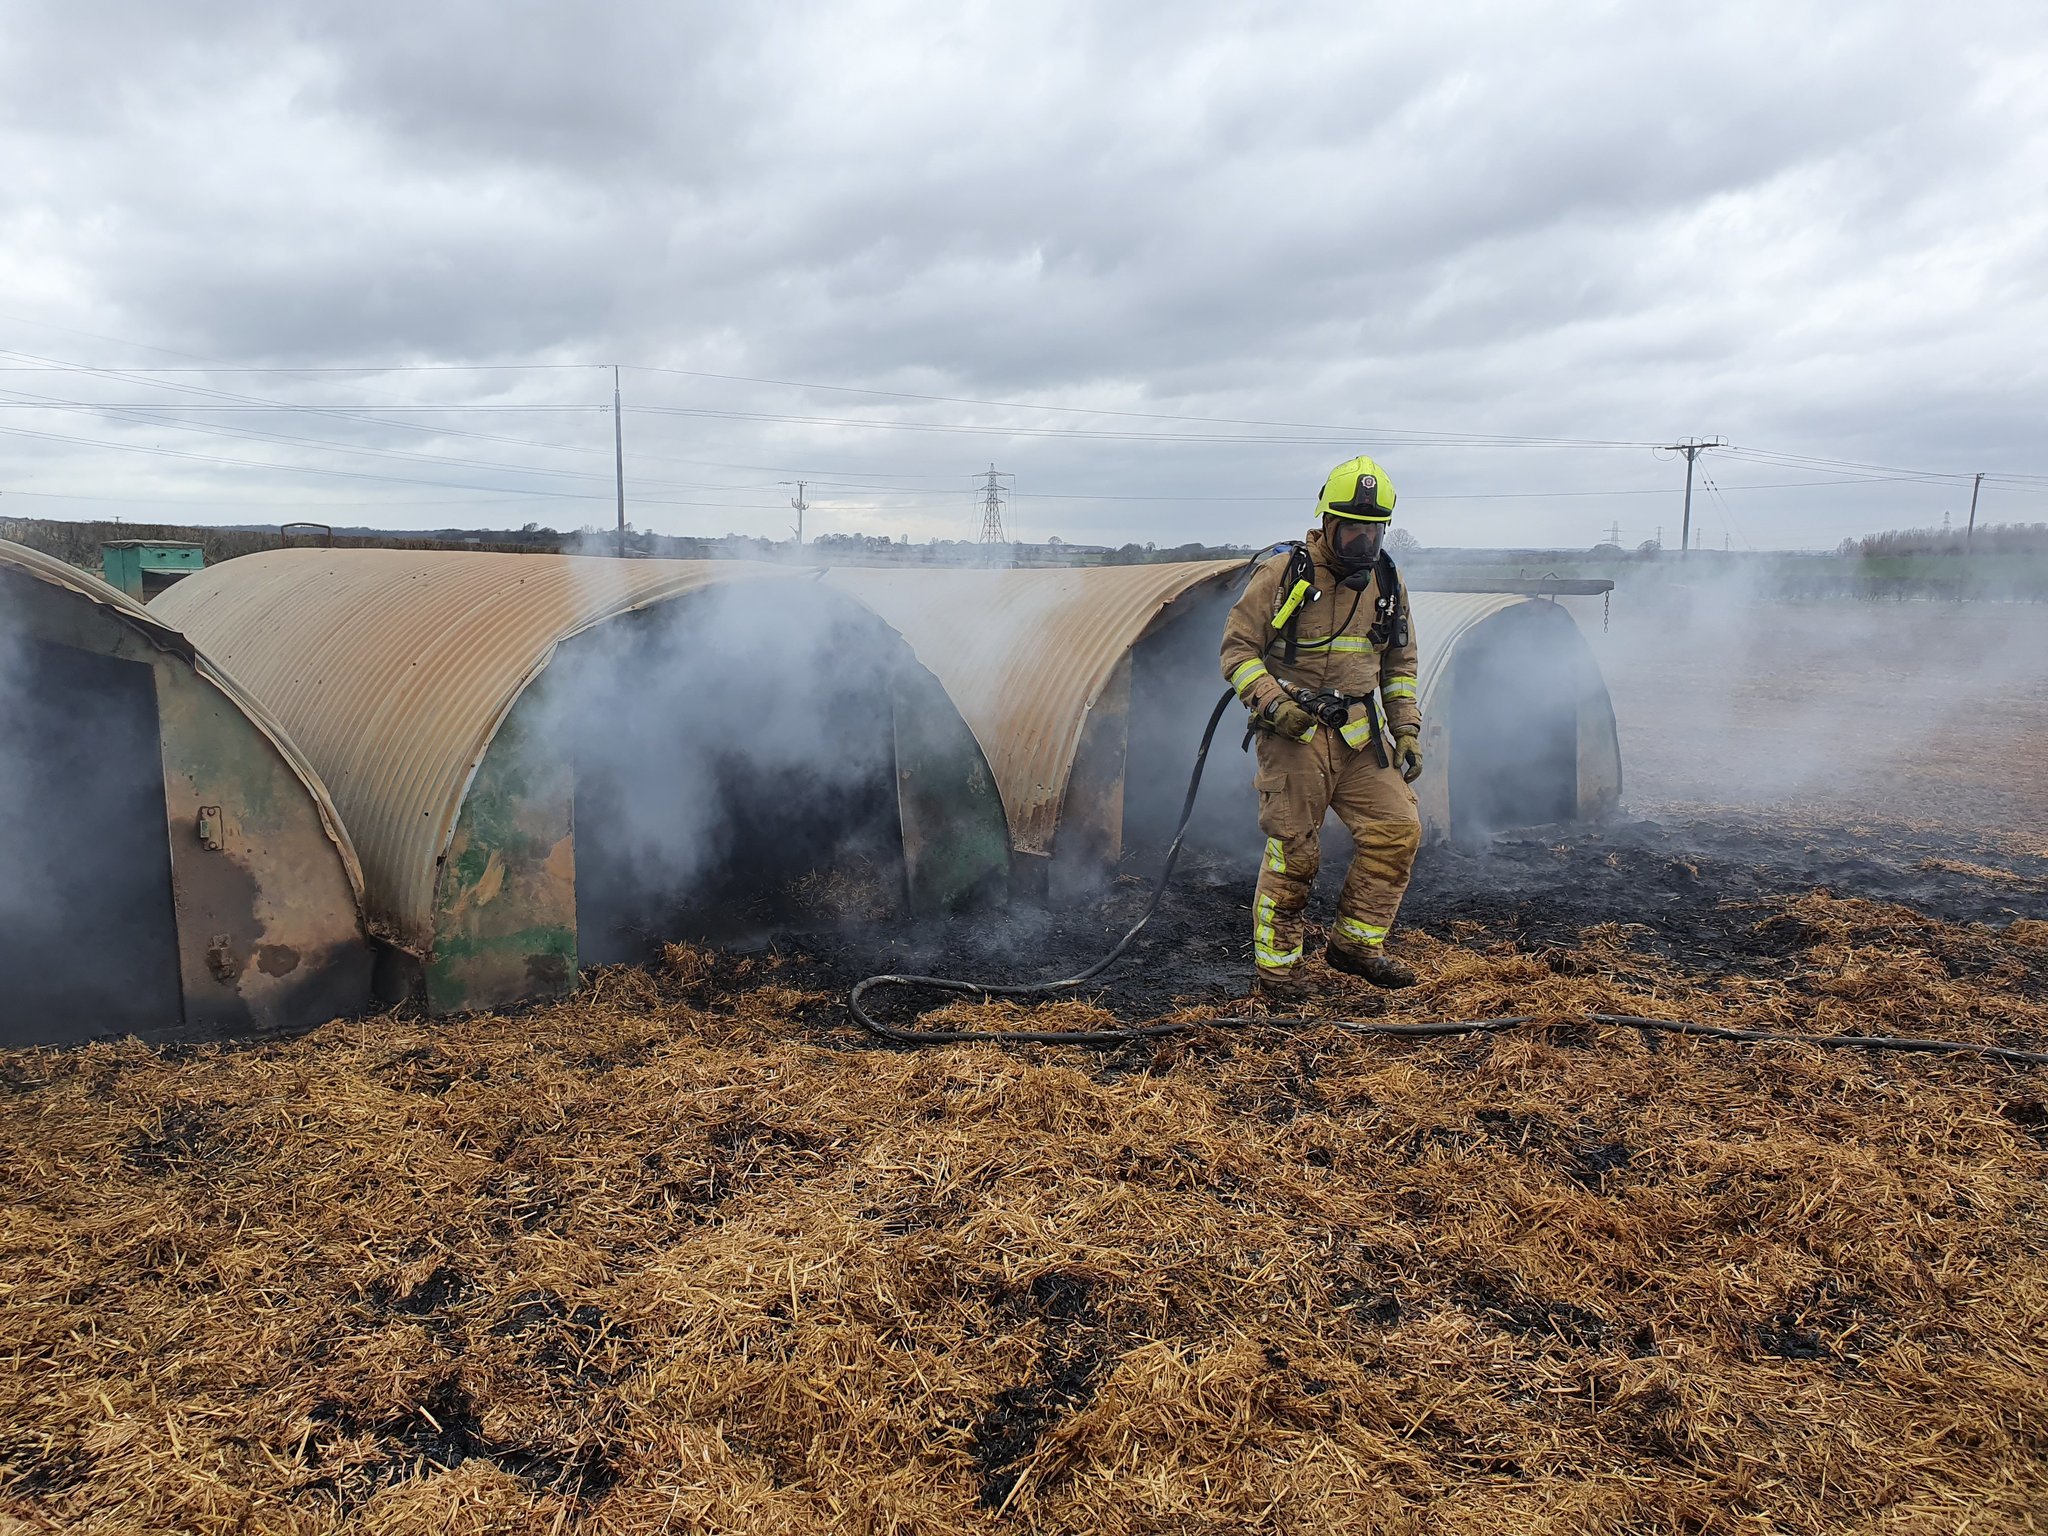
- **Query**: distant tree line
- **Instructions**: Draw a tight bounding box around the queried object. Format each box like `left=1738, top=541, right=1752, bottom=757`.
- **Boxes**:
left=0, top=515, right=564, bottom=571
left=1837, top=522, right=2048, bottom=558
left=1101, top=540, right=1258, bottom=565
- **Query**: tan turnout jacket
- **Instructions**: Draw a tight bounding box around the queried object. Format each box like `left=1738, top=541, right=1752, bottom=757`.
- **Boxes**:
left=1219, top=529, right=1422, bottom=743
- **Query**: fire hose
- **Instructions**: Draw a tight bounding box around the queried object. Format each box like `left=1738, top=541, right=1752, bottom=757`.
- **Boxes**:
left=847, top=689, right=1240, bottom=1046
left=845, top=691, right=2048, bottom=1069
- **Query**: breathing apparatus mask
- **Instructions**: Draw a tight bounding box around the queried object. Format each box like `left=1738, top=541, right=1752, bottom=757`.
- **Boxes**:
left=1325, top=516, right=1385, bottom=584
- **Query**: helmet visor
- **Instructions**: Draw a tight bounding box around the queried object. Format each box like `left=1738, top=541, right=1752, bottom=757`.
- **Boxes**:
left=1324, top=472, right=1391, bottom=521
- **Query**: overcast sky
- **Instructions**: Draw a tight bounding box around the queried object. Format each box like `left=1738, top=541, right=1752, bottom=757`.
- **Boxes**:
left=2, top=1, right=2044, bottom=551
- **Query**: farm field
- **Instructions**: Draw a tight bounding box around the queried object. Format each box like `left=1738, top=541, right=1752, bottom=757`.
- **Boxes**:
left=3, top=596, right=2046, bottom=1534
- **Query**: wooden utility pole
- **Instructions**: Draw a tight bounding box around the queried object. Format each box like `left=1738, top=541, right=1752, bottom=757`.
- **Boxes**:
left=1661, top=437, right=1725, bottom=556
left=1965, top=471, right=1984, bottom=549
left=613, top=364, right=626, bottom=557
left=790, top=481, right=808, bottom=544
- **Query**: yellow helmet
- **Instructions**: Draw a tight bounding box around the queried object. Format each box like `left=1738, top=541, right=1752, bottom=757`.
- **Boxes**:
left=1316, top=454, right=1396, bottom=522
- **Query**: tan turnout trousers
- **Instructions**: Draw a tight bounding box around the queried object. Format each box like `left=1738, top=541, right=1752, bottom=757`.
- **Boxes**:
left=1251, top=712, right=1422, bottom=980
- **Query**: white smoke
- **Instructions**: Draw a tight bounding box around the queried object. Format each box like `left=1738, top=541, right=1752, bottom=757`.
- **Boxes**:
left=1588, top=561, right=2048, bottom=846
left=526, top=572, right=916, bottom=964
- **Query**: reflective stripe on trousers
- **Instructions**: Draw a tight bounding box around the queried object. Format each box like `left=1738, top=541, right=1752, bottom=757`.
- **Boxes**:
left=1334, top=915, right=1389, bottom=948
left=1254, top=892, right=1301, bottom=971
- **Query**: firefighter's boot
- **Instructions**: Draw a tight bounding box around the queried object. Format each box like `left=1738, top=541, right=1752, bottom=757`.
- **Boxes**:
left=1251, top=969, right=1308, bottom=1009
left=1324, top=941, right=1418, bottom=989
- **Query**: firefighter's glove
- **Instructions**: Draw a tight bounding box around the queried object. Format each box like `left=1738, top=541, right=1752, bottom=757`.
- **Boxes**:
left=1393, top=729, right=1424, bottom=783
left=1264, top=698, right=1317, bottom=741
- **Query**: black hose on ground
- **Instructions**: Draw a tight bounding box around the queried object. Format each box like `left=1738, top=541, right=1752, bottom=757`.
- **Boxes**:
left=845, top=692, right=2048, bottom=1070
left=1300, top=1013, right=2048, bottom=1067
left=848, top=688, right=1239, bottom=1046
left=1584, top=1013, right=2048, bottom=1067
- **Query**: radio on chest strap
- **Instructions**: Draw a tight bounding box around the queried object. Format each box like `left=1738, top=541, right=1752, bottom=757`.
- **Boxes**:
left=1266, top=544, right=1406, bottom=661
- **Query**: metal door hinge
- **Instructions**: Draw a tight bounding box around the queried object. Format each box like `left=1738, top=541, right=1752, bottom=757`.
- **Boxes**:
left=197, top=806, right=225, bottom=851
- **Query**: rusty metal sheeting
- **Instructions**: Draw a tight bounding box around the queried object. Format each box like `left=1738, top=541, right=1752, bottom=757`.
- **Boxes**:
left=153, top=549, right=792, bottom=949
left=826, top=562, right=1243, bottom=854
left=1407, top=592, right=1528, bottom=713
left=0, top=538, right=364, bottom=904
left=3, top=536, right=176, bottom=629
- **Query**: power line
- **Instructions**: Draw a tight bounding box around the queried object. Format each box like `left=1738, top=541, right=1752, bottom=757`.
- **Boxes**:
left=0, top=344, right=880, bottom=491
left=813, top=474, right=1942, bottom=502
left=1718, top=444, right=1974, bottom=484
left=0, top=350, right=1658, bottom=447
left=615, top=402, right=1663, bottom=447
left=0, top=363, right=600, bottom=373
left=0, top=400, right=599, bottom=410
left=0, top=421, right=798, bottom=510
left=0, top=420, right=604, bottom=498
left=0, top=347, right=621, bottom=464
left=1, top=314, right=2038, bottom=484
left=0, top=487, right=585, bottom=510
left=0, top=387, right=621, bottom=488
left=0, top=366, right=815, bottom=498
left=620, top=363, right=1659, bottom=449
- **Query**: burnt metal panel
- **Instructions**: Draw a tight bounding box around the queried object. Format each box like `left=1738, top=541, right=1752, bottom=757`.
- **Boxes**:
left=427, top=684, right=576, bottom=1014
left=0, top=539, right=372, bottom=1039
left=1, top=539, right=365, bottom=905
left=0, top=637, right=182, bottom=1044
left=890, top=660, right=1012, bottom=915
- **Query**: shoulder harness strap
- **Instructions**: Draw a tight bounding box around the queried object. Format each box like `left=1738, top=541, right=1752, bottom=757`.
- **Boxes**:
left=1365, top=550, right=1409, bottom=649
left=1264, top=541, right=1317, bottom=664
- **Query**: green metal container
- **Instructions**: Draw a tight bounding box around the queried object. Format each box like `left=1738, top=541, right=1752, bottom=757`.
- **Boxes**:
left=101, top=541, right=204, bottom=601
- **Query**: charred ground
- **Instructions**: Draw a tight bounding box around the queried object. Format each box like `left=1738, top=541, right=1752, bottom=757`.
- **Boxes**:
left=3, top=804, right=2046, bottom=1534
left=765, top=814, right=2048, bottom=1034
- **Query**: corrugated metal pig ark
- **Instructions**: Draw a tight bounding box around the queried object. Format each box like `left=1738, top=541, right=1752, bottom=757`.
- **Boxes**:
left=0, top=538, right=372, bottom=1046
left=154, top=549, right=1012, bottom=1014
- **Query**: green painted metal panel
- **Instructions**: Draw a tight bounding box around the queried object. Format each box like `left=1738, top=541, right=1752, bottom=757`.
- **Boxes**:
left=427, top=689, right=576, bottom=1015
left=891, top=658, right=1012, bottom=915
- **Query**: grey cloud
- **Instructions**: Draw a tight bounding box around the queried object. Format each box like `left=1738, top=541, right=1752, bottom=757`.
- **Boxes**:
left=0, top=0, right=2043, bottom=550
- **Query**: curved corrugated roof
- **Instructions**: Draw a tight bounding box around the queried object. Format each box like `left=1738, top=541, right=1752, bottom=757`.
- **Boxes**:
left=153, top=549, right=794, bottom=946
left=1407, top=592, right=1528, bottom=713
left=827, top=562, right=1243, bottom=852
left=0, top=538, right=365, bottom=904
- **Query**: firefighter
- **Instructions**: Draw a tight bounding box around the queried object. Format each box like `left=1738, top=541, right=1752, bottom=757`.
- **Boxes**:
left=1219, top=454, right=1424, bottom=1005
